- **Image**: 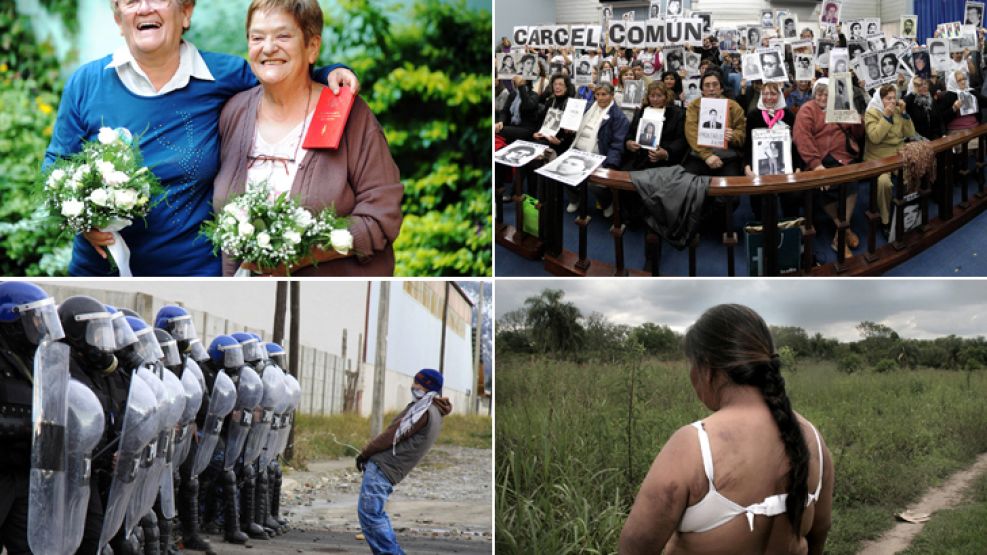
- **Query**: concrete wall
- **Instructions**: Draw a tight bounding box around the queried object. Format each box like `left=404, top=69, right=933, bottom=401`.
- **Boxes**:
left=495, top=0, right=557, bottom=45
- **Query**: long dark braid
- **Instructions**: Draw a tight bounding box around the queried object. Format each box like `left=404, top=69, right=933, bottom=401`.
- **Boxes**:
left=683, top=304, right=810, bottom=532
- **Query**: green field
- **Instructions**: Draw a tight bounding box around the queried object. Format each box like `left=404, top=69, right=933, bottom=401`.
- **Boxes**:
left=495, top=356, right=987, bottom=554
left=903, top=471, right=987, bottom=554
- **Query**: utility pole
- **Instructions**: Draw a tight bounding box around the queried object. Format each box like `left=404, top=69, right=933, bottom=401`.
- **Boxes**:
left=285, top=281, right=301, bottom=462
left=370, top=282, right=390, bottom=437
left=471, top=284, right=484, bottom=415
left=439, top=282, right=450, bottom=373
left=273, top=281, right=288, bottom=345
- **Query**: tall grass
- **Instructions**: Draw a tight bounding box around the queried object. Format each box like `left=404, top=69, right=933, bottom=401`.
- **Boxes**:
left=496, top=356, right=987, bottom=554
left=292, top=412, right=491, bottom=469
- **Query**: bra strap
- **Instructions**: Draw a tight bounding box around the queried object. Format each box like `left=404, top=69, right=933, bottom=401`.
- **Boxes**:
left=691, top=421, right=716, bottom=489
left=807, top=422, right=823, bottom=503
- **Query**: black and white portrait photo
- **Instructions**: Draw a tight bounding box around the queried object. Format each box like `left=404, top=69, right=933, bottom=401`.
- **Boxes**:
left=829, top=47, right=849, bottom=74
left=742, top=53, right=763, bottom=81
left=761, top=10, right=774, bottom=28
left=760, top=50, right=787, bottom=81
left=868, top=34, right=888, bottom=52
left=966, top=2, right=984, bottom=27
left=703, top=109, right=723, bottom=129
left=817, top=39, right=835, bottom=68
left=573, top=56, right=593, bottom=85
left=960, top=91, right=979, bottom=116
left=757, top=142, right=784, bottom=175
left=751, top=128, right=793, bottom=176
left=719, top=29, right=739, bottom=52
left=623, top=80, right=644, bottom=108
left=683, top=78, right=701, bottom=103
left=847, top=40, right=867, bottom=60
left=684, top=51, right=702, bottom=76
left=538, top=107, right=563, bottom=138
left=494, top=140, right=548, bottom=167
left=637, top=122, right=659, bottom=149
left=664, top=0, right=683, bottom=17
left=534, top=149, right=607, bottom=187
left=496, top=53, right=517, bottom=79
left=848, top=20, right=864, bottom=41
left=795, top=55, right=814, bottom=81
left=747, top=26, right=762, bottom=48
left=698, top=97, right=729, bottom=147
left=519, top=53, right=538, bottom=80
left=901, top=16, right=917, bottom=38
left=880, top=52, right=898, bottom=78
left=826, top=73, right=860, bottom=123
left=664, top=48, right=685, bottom=73
left=782, top=16, right=799, bottom=39
left=649, top=0, right=661, bottom=20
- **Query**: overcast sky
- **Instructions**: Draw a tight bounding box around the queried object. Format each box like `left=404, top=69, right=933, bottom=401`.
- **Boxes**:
left=495, top=280, right=987, bottom=341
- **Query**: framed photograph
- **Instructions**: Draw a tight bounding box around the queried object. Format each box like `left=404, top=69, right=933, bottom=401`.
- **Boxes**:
left=781, top=15, right=799, bottom=40
left=697, top=97, right=729, bottom=148
left=760, top=9, right=775, bottom=28
left=684, top=51, right=702, bottom=77
left=572, top=56, right=593, bottom=85
left=965, top=1, right=984, bottom=27
left=560, top=98, right=588, bottom=131
left=816, top=39, right=836, bottom=69
left=683, top=78, right=701, bottom=104
left=900, top=15, right=918, bottom=38
left=622, top=80, right=644, bottom=109
left=751, top=128, right=793, bottom=176
left=960, top=91, right=979, bottom=116
left=742, top=53, right=764, bottom=82
left=820, top=1, right=842, bottom=28
left=758, top=48, right=788, bottom=83
left=537, top=107, right=564, bottom=138
left=829, top=47, right=850, bottom=74
left=825, top=72, right=860, bottom=123
left=636, top=108, right=666, bottom=151
left=928, top=39, right=951, bottom=73
left=496, top=53, right=518, bottom=79
left=494, top=140, right=549, bottom=168
left=534, top=149, right=607, bottom=187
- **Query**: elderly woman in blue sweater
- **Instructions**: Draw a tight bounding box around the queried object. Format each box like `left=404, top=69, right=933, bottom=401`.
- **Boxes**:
left=43, top=0, right=357, bottom=276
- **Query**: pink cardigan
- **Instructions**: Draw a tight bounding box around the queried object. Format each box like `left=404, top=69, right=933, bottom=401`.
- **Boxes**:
left=792, top=99, right=864, bottom=170
left=213, top=86, right=403, bottom=276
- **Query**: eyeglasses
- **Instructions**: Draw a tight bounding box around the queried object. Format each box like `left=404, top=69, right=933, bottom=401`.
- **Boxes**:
left=248, top=154, right=295, bottom=175
left=119, top=0, right=172, bottom=11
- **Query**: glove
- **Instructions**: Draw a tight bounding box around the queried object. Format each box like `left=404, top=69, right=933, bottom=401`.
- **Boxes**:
left=356, top=454, right=367, bottom=472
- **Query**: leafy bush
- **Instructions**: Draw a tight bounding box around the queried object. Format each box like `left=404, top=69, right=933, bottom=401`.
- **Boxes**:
left=778, top=345, right=798, bottom=372
left=873, top=358, right=897, bottom=373
left=838, top=353, right=864, bottom=374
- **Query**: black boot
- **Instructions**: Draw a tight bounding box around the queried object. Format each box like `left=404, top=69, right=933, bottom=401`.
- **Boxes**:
left=221, top=470, right=248, bottom=545
left=141, top=512, right=161, bottom=555
left=179, top=476, right=215, bottom=553
left=256, top=466, right=280, bottom=535
left=158, top=512, right=180, bottom=555
left=270, top=462, right=288, bottom=530
left=239, top=464, right=269, bottom=539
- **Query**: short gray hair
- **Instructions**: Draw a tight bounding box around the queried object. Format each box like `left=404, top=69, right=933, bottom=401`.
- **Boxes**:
left=595, top=82, right=615, bottom=95
left=110, top=0, right=197, bottom=33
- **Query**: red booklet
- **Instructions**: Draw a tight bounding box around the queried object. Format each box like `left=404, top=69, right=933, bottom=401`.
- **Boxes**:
left=302, top=86, right=355, bottom=149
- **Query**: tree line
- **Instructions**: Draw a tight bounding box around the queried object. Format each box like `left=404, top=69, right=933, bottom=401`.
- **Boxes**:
left=498, top=290, right=987, bottom=372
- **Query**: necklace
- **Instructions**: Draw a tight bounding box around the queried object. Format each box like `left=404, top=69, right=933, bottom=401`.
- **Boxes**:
left=248, top=85, right=313, bottom=175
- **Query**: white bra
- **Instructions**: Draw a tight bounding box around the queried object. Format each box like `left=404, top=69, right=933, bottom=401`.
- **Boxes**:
left=678, top=420, right=823, bottom=533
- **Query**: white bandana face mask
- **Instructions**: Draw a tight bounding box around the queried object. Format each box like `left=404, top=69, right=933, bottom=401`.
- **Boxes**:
left=411, top=387, right=426, bottom=400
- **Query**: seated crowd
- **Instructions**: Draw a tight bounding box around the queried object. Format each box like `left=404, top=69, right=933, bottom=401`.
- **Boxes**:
left=495, top=23, right=987, bottom=258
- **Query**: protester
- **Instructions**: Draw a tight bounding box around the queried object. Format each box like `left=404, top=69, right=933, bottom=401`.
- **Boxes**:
left=565, top=82, right=629, bottom=215
left=683, top=71, right=746, bottom=177
left=865, top=85, right=917, bottom=236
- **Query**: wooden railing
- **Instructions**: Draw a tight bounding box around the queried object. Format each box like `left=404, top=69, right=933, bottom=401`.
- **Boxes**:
left=496, top=123, right=987, bottom=277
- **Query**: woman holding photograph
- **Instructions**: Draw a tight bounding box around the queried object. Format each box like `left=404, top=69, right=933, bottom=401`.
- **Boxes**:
left=44, top=0, right=357, bottom=276
left=937, top=71, right=983, bottom=135
left=213, top=0, right=401, bottom=276
left=904, top=76, right=944, bottom=140
left=533, top=74, right=577, bottom=156
left=565, top=82, right=629, bottom=215
left=793, top=78, right=865, bottom=258
left=742, top=82, right=802, bottom=217
left=620, top=303, right=834, bottom=555
left=623, top=81, right=687, bottom=171
left=684, top=71, right=746, bottom=177
left=864, top=85, right=916, bottom=237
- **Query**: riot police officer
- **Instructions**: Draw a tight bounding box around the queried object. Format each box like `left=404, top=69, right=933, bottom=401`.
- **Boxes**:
left=0, top=282, right=64, bottom=555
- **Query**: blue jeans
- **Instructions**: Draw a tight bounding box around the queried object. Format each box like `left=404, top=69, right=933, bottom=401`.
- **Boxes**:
left=358, top=462, right=404, bottom=555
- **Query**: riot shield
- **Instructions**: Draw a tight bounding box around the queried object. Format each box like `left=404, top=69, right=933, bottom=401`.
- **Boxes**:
left=173, top=364, right=203, bottom=467
left=157, top=370, right=187, bottom=520
left=190, top=371, right=236, bottom=476
left=125, top=367, right=167, bottom=538
left=277, top=373, right=302, bottom=458
left=242, top=365, right=286, bottom=465
left=28, top=340, right=70, bottom=555
left=64, top=379, right=105, bottom=555
left=97, top=372, right=159, bottom=551
left=223, top=366, right=263, bottom=470
left=260, top=371, right=292, bottom=468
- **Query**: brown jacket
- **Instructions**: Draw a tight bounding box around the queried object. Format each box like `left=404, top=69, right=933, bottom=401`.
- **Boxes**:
left=214, top=85, right=403, bottom=276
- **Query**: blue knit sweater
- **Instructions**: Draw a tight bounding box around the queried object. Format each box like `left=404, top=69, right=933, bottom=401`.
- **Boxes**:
left=44, top=51, right=343, bottom=276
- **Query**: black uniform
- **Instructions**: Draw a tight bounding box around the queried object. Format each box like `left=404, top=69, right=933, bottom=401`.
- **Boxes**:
left=0, top=334, right=34, bottom=555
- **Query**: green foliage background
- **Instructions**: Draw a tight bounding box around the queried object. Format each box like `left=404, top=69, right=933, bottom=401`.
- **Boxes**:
left=0, top=0, right=492, bottom=276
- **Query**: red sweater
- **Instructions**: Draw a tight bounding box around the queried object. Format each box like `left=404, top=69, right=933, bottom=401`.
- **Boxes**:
left=792, top=99, right=864, bottom=170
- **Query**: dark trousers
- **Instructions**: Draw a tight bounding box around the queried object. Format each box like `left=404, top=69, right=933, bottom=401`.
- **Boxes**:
left=0, top=471, right=30, bottom=555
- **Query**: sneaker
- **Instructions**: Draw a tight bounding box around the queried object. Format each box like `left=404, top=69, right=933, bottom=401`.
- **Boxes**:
left=566, top=202, right=580, bottom=213
left=602, top=204, right=614, bottom=218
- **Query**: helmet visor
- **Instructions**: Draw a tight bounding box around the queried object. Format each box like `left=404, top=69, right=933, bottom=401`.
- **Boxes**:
left=188, top=338, right=209, bottom=362
left=270, top=352, right=287, bottom=370
left=134, top=327, right=165, bottom=363
left=220, top=342, right=245, bottom=368
left=166, top=315, right=197, bottom=341
left=17, top=297, right=64, bottom=343
left=159, top=337, right=182, bottom=367
left=75, top=311, right=116, bottom=351
left=111, top=312, right=139, bottom=349
left=240, top=338, right=262, bottom=361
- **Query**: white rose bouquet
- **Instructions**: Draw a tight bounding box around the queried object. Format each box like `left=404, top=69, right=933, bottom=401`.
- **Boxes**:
left=41, top=127, right=164, bottom=276
left=201, top=182, right=350, bottom=276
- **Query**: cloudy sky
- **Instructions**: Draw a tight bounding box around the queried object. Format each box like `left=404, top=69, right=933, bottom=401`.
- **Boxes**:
left=495, top=279, right=987, bottom=341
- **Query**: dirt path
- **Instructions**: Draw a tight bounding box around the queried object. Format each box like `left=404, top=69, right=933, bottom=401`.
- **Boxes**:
left=857, top=451, right=987, bottom=555
left=275, top=445, right=491, bottom=551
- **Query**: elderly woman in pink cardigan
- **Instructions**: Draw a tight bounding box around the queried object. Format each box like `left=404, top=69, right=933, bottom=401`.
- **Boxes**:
left=213, top=0, right=402, bottom=276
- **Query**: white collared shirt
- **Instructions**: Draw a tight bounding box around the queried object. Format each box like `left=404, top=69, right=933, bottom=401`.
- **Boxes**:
left=106, top=40, right=215, bottom=97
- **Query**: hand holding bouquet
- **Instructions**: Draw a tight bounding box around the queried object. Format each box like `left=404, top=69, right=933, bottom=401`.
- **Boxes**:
left=202, top=182, right=353, bottom=276
left=42, top=127, right=164, bottom=276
